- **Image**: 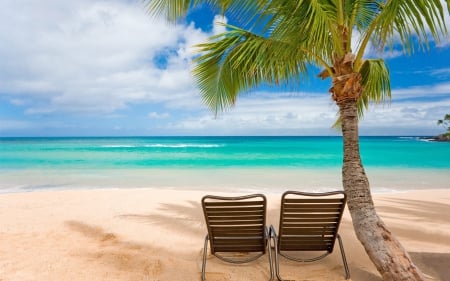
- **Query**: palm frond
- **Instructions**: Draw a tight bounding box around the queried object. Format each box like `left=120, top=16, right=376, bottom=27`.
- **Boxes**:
left=373, top=0, right=448, bottom=54
left=259, top=0, right=339, bottom=60
left=144, top=0, right=266, bottom=23
left=346, top=0, right=380, bottom=43
left=193, top=25, right=313, bottom=114
left=358, top=58, right=391, bottom=116
left=144, top=0, right=192, bottom=21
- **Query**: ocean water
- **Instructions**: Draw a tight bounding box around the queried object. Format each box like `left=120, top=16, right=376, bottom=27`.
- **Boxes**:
left=0, top=136, right=449, bottom=193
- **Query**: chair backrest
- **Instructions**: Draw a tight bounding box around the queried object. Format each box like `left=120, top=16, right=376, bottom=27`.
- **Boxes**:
left=202, top=194, right=267, bottom=255
left=277, top=191, right=346, bottom=253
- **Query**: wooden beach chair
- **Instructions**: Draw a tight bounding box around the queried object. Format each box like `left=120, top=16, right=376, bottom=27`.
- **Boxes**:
left=269, top=191, right=350, bottom=280
left=201, top=194, right=273, bottom=281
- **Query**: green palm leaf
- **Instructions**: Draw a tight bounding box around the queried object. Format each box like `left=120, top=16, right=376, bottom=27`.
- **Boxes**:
left=358, top=58, right=391, bottom=117
left=193, top=25, right=313, bottom=114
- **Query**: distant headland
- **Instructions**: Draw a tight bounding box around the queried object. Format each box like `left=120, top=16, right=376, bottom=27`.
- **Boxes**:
left=431, top=133, right=450, bottom=142
left=432, top=114, right=450, bottom=142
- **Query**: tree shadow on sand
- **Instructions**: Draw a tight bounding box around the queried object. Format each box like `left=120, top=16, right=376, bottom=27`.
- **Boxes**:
left=375, top=198, right=450, bottom=246
left=65, top=220, right=166, bottom=278
left=375, top=199, right=450, bottom=280
left=117, top=200, right=206, bottom=237
left=348, top=252, right=450, bottom=281
left=409, top=252, right=450, bottom=281
left=104, top=198, right=450, bottom=281
left=376, top=198, right=450, bottom=225
left=116, top=200, right=276, bottom=280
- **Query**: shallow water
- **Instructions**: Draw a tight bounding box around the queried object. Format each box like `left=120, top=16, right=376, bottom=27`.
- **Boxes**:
left=0, top=136, right=449, bottom=193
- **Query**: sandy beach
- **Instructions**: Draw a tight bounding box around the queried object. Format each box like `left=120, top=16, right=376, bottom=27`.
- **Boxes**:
left=0, top=188, right=449, bottom=281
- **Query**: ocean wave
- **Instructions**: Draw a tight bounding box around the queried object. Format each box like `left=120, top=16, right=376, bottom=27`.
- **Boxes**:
left=144, top=144, right=223, bottom=148
left=101, top=144, right=223, bottom=148
left=418, top=138, right=434, bottom=142
left=101, top=145, right=137, bottom=148
left=397, top=137, right=435, bottom=142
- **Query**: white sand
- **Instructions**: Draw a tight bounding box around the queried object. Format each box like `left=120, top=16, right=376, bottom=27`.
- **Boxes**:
left=0, top=188, right=449, bottom=281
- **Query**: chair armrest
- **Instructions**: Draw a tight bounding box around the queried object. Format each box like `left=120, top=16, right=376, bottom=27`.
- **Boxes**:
left=269, top=225, right=278, bottom=239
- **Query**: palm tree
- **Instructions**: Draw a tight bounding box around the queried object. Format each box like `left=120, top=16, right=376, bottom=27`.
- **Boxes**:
left=146, top=1, right=448, bottom=280
left=437, top=114, right=450, bottom=134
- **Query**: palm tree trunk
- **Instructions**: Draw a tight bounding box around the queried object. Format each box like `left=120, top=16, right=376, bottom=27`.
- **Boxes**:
left=338, top=99, right=425, bottom=281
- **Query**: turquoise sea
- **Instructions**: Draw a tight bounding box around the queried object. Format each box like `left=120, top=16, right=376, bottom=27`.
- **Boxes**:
left=0, top=136, right=449, bottom=193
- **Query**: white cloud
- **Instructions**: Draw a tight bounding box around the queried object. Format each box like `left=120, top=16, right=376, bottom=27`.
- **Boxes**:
left=149, top=112, right=170, bottom=119
left=360, top=98, right=450, bottom=135
left=166, top=94, right=340, bottom=135
left=0, top=0, right=212, bottom=115
left=0, top=0, right=448, bottom=136
left=392, top=82, right=450, bottom=100
left=0, top=120, right=32, bottom=131
left=212, top=15, right=228, bottom=35
left=430, top=67, right=450, bottom=79
left=164, top=85, right=450, bottom=136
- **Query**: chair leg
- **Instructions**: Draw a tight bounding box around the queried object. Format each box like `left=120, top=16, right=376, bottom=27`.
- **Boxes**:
left=269, top=226, right=285, bottom=281
left=201, top=234, right=209, bottom=281
left=265, top=227, right=274, bottom=281
left=337, top=234, right=350, bottom=280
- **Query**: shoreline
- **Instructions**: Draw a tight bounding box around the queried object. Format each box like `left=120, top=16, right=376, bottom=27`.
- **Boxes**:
left=0, top=188, right=449, bottom=280
left=1, top=167, right=449, bottom=194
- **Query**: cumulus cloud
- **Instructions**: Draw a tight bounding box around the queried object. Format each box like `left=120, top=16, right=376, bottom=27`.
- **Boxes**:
left=392, top=82, right=450, bottom=100
left=166, top=94, right=340, bottom=135
left=360, top=98, right=450, bottom=135
left=0, top=0, right=212, bottom=116
left=163, top=82, right=450, bottom=136
left=212, top=15, right=228, bottom=35
left=0, top=0, right=448, bottom=136
left=0, top=120, right=33, bottom=132
left=149, top=112, right=170, bottom=119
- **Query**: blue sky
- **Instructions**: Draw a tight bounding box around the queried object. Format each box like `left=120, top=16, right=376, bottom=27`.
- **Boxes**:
left=0, top=0, right=449, bottom=137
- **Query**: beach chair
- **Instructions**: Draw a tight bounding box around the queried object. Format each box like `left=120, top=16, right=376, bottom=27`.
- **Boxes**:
left=269, top=191, right=350, bottom=280
left=201, top=194, right=274, bottom=281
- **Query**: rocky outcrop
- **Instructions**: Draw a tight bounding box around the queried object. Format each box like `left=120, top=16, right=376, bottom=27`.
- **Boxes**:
left=432, top=134, right=450, bottom=142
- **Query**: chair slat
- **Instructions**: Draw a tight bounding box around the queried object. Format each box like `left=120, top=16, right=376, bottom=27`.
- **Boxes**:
left=279, top=222, right=337, bottom=227
left=284, top=198, right=344, bottom=203
left=204, top=201, right=264, bottom=207
left=206, top=211, right=265, bottom=217
left=214, top=238, right=265, bottom=245
left=282, top=218, right=340, bottom=224
left=213, top=246, right=265, bottom=252
left=282, top=206, right=343, bottom=213
left=212, top=228, right=263, bottom=233
left=280, top=240, right=333, bottom=245
left=280, top=244, right=332, bottom=251
left=280, top=237, right=334, bottom=243
left=281, top=228, right=336, bottom=235
left=202, top=194, right=267, bottom=257
left=208, top=215, right=264, bottom=221
left=211, top=225, right=263, bottom=231
left=204, top=206, right=265, bottom=212
left=283, top=203, right=343, bottom=208
left=210, top=224, right=264, bottom=227
left=272, top=191, right=350, bottom=279
left=212, top=233, right=263, bottom=238
left=281, top=213, right=340, bottom=218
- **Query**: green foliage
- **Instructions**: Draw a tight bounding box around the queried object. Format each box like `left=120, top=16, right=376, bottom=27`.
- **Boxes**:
left=358, top=59, right=391, bottom=116
left=146, top=0, right=449, bottom=117
left=437, top=114, right=450, bottom=133
left=193, top=25, right=309, bottom=113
